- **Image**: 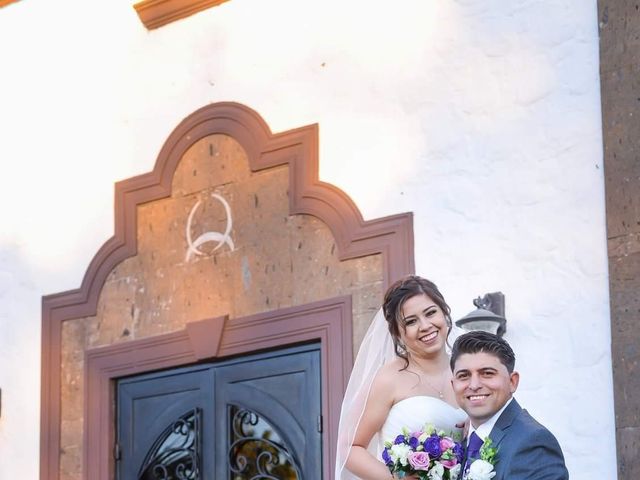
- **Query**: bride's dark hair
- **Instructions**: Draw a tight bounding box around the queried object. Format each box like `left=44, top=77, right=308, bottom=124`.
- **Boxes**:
left=382, top=275, right=452, bottom=369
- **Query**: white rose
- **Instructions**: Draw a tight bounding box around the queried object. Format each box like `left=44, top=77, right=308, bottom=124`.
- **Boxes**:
left=418, top=432, right=429, bottom=443
left=449, top=463, right=462, bottom=480
left=428, top=462, right=444, bottom=480
left=390, top=443, right=412, bottom=466
left=468, top=459, right=496, bottom=480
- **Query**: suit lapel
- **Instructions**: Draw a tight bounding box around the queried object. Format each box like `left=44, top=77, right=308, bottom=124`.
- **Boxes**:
left=463, top=399, right=521, bottom=480
left=488, top=398, right=521, bottom=448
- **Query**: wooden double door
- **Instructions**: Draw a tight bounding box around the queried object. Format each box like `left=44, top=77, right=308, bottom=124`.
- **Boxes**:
left=116, top=344, right=321, bottom=480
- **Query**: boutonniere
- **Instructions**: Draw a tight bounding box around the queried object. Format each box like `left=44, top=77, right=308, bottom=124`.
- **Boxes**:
left=466, top=437, right=498, bottom=480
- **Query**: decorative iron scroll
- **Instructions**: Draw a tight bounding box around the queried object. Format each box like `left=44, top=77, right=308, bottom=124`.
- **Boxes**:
left=138, top=408, right=202, bottom=480
left=228, top=405, right=301, bottom=480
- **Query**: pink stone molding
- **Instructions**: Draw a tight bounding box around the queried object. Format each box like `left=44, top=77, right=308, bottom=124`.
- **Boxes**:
left=40, top=102, right=415, bottom=480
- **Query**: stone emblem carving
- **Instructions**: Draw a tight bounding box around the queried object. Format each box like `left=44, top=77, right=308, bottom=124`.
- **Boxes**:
left=185, top=193, right=235, bottom=261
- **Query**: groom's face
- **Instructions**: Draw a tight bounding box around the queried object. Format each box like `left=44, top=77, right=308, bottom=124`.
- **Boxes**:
left=451, top=351, right=519, bottom=428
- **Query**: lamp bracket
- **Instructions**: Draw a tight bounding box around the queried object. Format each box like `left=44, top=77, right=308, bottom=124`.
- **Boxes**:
left=472, top=292, right=505, bottom=318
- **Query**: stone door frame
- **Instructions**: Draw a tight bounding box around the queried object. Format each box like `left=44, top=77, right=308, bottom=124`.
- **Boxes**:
left=87, top=297, right=349, bottom=479
left=40, top=102, right=415, bottom=479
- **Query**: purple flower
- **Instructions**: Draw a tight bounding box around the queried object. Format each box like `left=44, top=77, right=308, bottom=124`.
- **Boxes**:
left=423, top=434, right=442, bottom=458
left=408, top=436, right=420, bottom=449
left=453, top=442, right=464, bottom=463
left=382, top=447, right=393, bottom=466
left=394, top=434, right=406, bottom=445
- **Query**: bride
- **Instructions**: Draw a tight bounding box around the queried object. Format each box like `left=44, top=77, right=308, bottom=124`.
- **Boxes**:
left=335, top=276, right=467, bottom=479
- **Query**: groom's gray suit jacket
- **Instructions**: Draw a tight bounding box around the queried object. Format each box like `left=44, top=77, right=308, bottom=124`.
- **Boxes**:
left=486, top=398, right=569, bottom=479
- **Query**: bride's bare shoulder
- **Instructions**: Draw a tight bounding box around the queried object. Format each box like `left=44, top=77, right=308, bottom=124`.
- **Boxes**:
left=367, top=357, right=406, bottom=404
left=373, top=357, right=408, bottom=385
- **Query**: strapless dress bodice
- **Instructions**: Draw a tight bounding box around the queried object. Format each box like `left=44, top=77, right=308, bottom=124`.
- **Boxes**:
left=380, top=396, right=466, bottom=443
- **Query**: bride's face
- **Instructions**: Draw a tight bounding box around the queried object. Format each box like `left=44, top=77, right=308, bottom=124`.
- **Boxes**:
left=398, top=293, right=448, bottom=358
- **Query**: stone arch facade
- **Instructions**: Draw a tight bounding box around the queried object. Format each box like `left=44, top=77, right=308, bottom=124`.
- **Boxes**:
left=40, top=102, right=414, bottom=479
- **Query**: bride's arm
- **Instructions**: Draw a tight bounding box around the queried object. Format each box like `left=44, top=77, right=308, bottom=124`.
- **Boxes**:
left=345, top=369, right=396, bottom=480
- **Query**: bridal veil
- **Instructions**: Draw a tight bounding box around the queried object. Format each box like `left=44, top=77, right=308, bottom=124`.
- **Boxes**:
left=334, top=308, right=395, bottom=480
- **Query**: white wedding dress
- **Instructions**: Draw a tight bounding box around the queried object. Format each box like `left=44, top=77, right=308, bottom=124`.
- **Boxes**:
left=336, top=395, right=466, bottom=480
left=380, top=395, right=466, bottom=446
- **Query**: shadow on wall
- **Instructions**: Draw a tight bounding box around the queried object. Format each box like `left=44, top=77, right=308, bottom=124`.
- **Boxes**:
left=0, top=241, right=41, bottom=479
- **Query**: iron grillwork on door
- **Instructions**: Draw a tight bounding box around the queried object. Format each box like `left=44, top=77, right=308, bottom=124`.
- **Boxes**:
left=117, top=345, right=320, bottom=479
left=228, top=405, right=301, bottom=480
left=138, top=408, right=202, bottom=480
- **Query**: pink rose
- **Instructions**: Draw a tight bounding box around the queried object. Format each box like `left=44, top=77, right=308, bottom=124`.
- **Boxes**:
left=440, top=436, right=455, bottom=451
left=408, top=451, right=431, bottom=471
left=440, top=457, right=458, bottom=469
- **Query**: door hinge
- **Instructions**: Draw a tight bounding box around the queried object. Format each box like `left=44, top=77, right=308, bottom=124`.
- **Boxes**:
left=114, top=442, right=122, bottom=461
left=317, top=415, right=323, bottom=433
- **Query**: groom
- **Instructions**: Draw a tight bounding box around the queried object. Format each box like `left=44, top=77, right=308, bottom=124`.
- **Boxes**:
left=450, top=331, right=569, bottom=479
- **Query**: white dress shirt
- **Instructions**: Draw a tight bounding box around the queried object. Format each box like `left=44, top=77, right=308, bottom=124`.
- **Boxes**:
left=467, top=397, right=514, bottom=445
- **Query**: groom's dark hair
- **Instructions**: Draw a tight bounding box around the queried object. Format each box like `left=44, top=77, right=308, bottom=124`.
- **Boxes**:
left=450, top=331, right=516, bottom=373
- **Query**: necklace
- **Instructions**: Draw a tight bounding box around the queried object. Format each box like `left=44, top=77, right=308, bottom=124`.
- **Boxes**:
left=409, top=361, right=449, bottom=399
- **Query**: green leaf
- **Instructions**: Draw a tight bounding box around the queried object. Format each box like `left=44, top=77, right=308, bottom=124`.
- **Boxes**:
left=479, top=437, right=499, bottom=465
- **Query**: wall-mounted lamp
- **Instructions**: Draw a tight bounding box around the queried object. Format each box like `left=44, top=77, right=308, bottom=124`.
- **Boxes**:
left=455, top=292, right=507, bottom=337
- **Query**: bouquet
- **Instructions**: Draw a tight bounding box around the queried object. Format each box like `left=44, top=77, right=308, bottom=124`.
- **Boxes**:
left=381, top=425, right=464, bottom=480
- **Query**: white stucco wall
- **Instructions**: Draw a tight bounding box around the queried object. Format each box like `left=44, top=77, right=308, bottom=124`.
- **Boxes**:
left=0, top=0, right=613, bottom=478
